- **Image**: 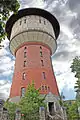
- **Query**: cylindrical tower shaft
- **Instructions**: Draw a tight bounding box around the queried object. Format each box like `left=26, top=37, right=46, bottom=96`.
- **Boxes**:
left=10, top=43, right=59, bottom=98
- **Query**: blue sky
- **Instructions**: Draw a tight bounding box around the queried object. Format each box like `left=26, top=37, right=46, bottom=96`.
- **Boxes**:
left=0, top=0, right=80, bottom=100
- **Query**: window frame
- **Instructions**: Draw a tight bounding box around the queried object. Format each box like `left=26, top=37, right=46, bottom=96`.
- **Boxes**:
left=41, top=60, right=44, bottom=66
left=23, top=72, right=26, bottom=80
left=24, top=51, right=27, bottom=58
left=42, top=72, right=46, bottom=79
left=24, top=61, right=26, bottom=67
left=40, top=51, right=43, bottom=57
left=21, top=87, right=26, bottom=97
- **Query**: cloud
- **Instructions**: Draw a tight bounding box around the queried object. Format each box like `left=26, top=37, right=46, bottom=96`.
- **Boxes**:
left=0, top=39, right=15, bottom=77
left=19, top=0, right=46, bottom=9
left=61, top=84, right=76, bottom=100
left=0, top=80, right=11, bottom=100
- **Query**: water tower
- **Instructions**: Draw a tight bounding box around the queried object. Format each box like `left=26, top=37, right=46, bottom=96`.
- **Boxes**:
left=6, top=8, right=60, bottom=102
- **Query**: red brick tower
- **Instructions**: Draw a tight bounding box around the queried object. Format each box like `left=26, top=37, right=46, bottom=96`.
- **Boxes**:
left=6, top=8, right=60, bottom=102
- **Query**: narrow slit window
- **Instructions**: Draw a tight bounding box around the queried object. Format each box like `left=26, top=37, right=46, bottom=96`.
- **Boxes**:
left=42, top=72, right=46, bottom=79
left=24, top=47, right=27, bottom=50
left=20, top=21, right=22, bottom=25
left=44, top=20, right=46, bottom=25
left=24, top=19, right=26, bottom=23
left=40, top=51, right=43, bottom=57
left=45, top=86, right=47, bottom=90
left=40, top=46, right=42, bottom=50
left=39, top=18, right=41, bottom=23
left=23, top=72, right=26, bottom=80
left=41, top=60, right=44, bottom=66
left=48, top=86, right=50, bottom=91
left=42, top=86, right=44, bottom=90
left=24, top=61, right=26, bottom=67
left=21, top=87, right=26, bottom=97
left=24, top=52, right=27, bottom=58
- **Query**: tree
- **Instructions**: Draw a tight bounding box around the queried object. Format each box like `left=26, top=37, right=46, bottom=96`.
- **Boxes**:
left=70, top=57, right=80, bottom=94
left=4, top=83, right=46, bottom=120
left=19, top=83, right=46, bottom=120
left=4, top=100, right=18, bottom=120
left=0, top=0, right=20, bottom=43
left=70, top=56, right=80, bottom=78
left=65, top=101, right=79, bottom=120
left=70, top=56, right=80, bottom=119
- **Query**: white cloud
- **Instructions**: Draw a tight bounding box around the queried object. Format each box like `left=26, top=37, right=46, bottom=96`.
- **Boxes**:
left=52, top=59, right=77, bottom=98
left=0, top=39, right=15, bottom=76
left=0, top=38, right=9, bottom=48
left=19, top=0, right=46, bottom=9
left=0, top=80, right=11, bottom=100
left=61, top=25, right=73, bottom=39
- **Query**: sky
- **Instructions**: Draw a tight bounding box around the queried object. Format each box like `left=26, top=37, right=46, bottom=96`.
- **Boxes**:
left=0, top=0, right=80, bottom=100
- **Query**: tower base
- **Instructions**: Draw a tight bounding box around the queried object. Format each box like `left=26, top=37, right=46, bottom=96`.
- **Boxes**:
left=9, top=92, right=67, bottom=120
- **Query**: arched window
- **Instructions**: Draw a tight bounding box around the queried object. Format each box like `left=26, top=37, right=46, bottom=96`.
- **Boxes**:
left=48, top=86, right=50, bottom=91
left=24, top=61, right=26, bottom=67
left=42, top=86, right=44, bottom=90
left=24, top=47, right=27, bottom=50
left=24, top=47, right=27, bottom=58
left=21, top=87, right=26, bottom=97
left=42, top=72, right=46, bottom=79
left=40, top=46, right=42, bottom=50
left=23, top=72, right=26, bottom=80
left=40, top=51, right=43, bottom=57
left=45, top=86, right=47, bottom=90
left=39, top=17, right=41, bottom=23
left=40, top=46, right=43, bottom=57
left=24, top=52, right=27, bottom=58
left=41, top=60, right=44, bottom=66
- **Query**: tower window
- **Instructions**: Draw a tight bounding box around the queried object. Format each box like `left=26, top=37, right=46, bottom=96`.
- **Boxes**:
left=39, top=17, right=41, bottom=23
left=24, top=19, right=26, bottom=23
left=42, top=72, right=46, bottom=79
left=24, top=61, right=26, bottom=67
left=23, top=72, right=26, bottom=80
left=44, top=20, right=46, bottom=25
left=45, top=86, right=47, bottom=90
left=40, top=46, right=42, bottom=49
left=24, top=47, right=27, bottom=50
left=21, top=87, right=26, bottom=97
left=48, top=86, right=50, bottom=91
left=24, top=52, right=27, bottom=58
left=41, top=60, right=44, bottom=66
left=20, top=21, right=22, bottom=25
left=40, top=51, right=43, bottom=57
left=40, top=46, right=43, bottom=57
left=42, top=86, right=44, bottom=90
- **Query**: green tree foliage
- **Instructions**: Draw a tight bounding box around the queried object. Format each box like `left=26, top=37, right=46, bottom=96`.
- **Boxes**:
left=19, top=83, right=46, bottom=120
left=4, top=83, right=46, bottom=120
left=71, top=57, right=80, bottom=78
left=64, top=101, right=79, bottom=120
left=0, top=0, right=20, bottom=42
left=4, top=101, right=18, bottom=120
left=70, top=57, right=80, bottom=93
